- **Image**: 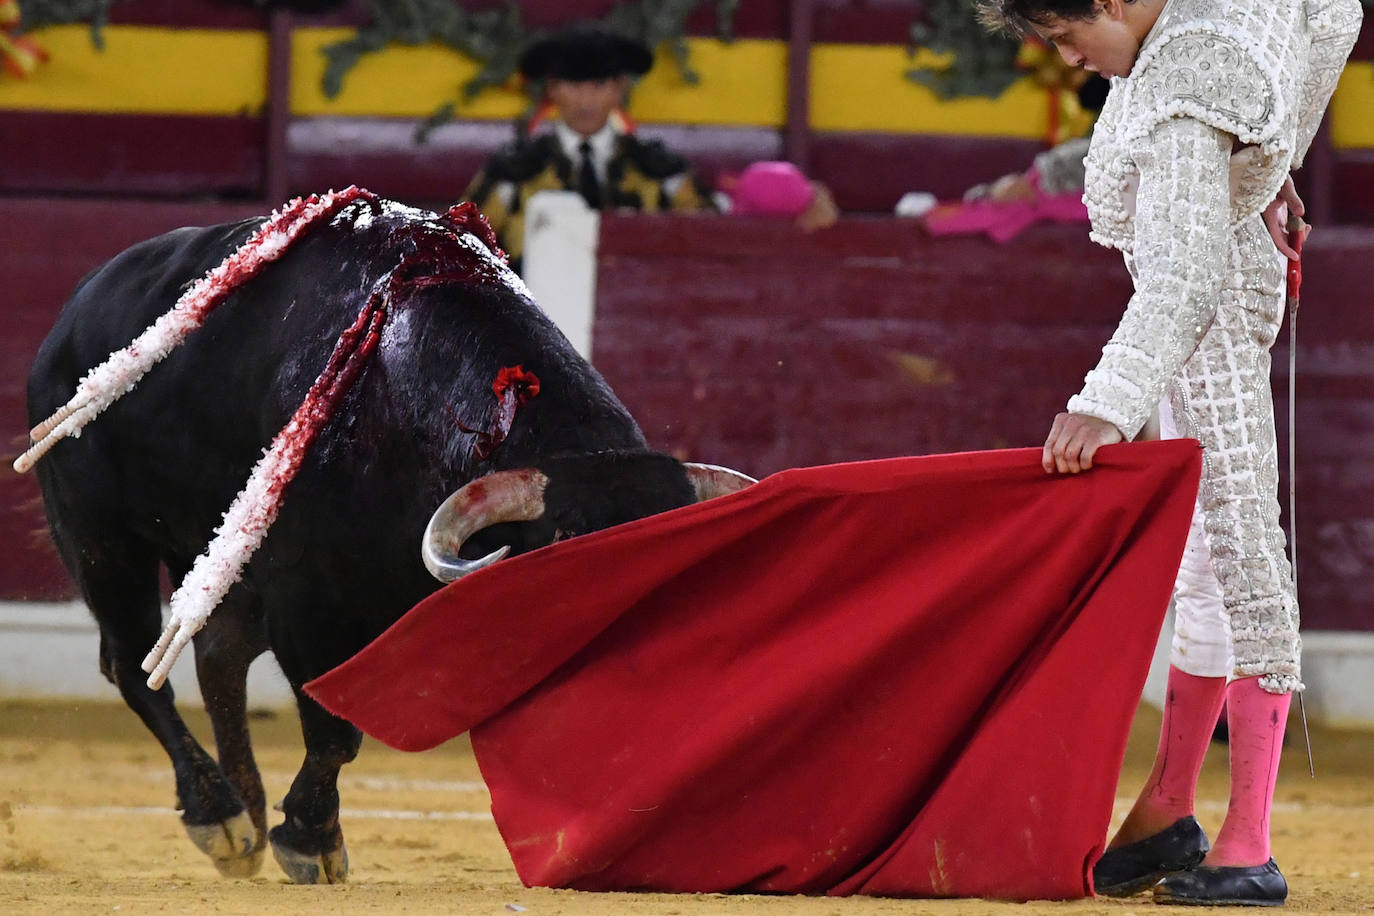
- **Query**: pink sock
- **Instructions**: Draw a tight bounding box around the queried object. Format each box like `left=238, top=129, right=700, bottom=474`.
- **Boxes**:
left=1114, top=667, right=1226, bottom=844
left=1207, top=676, right=1292, bottom=866
left=1141, top=668, right=1228, bottom=818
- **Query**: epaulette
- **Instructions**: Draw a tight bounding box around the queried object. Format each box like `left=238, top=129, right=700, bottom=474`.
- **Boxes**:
left=618, top=135, right=690, bottom=181
left=1128, top=25, right=1284, bottom=153
left=481, top=135, right=565, bottom=184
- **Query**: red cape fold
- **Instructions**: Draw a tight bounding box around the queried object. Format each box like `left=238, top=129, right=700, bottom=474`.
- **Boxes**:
left=306, top=441, right=1201, bottom=900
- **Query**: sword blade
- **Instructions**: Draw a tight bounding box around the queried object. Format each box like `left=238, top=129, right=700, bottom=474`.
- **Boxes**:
left=1285, top=213, right=1315, bottom=779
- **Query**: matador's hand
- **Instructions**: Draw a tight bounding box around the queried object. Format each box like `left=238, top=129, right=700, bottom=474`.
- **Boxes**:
left=1263, top=176, right=1309, bottom=260
left=1042, top=412, right=1124, bottom=474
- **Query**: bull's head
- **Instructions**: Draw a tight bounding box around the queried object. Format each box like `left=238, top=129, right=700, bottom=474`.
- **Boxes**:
left=422, top=451, right=756, bottom=582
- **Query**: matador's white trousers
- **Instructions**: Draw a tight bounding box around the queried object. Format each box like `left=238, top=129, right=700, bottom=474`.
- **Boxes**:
left=1150, top=219, right=1301, bottom=693
left=1160, top=401, right=1232, bottom=679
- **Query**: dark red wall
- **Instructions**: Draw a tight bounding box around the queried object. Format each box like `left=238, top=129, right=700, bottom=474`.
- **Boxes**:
left=592, top=213, right=1374, bottom=632
left=3, top=202, right=1372, bottom=631
left=0, top=197, right=265, bottom=600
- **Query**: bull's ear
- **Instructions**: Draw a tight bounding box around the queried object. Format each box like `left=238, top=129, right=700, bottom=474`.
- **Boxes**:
left=684, top=463, right=756, bottom=502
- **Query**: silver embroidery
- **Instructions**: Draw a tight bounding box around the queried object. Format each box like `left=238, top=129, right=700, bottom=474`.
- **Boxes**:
left=1085, top=0, right=1363, bottom=253
left=1075, top=0, right=1363, bottom=693
left=1033, top=136, right=1091, bottom=195
left=1136, top=33, right=1276, bottom=130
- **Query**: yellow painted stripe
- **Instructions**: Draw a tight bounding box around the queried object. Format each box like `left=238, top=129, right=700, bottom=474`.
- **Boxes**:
left=1, top=24, right=1369, bottom=149
left=289, top=27, right=527, bottom=119
left=628, top=38, right=787, bottom=127
left=1329, top=61, right=1374, bottom=150
left=290, top=32, right=786, bottom=126
left=810, top=42, right=1045, bottom=138
left=0, top=25, right=265, bottom=115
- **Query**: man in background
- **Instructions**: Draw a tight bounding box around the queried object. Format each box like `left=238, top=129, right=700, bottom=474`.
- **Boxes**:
left=465, top=23, right=717, bottom=271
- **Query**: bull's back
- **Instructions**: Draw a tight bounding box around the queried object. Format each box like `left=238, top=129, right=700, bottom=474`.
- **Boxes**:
left=28, top=218, right=265, bottom=421
left=25, top=219, right=274, bottom=570
left=24, top=203, right=646, bottom=611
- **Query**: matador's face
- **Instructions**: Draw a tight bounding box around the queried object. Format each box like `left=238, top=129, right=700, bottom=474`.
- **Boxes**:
left=547, top=76, right=630, bottom=138
left=1032, top=0, right=1146, bottom=80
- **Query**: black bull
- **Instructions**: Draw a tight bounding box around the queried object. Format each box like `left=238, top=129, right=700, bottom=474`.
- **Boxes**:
left=24, top=196, right=749, bottom=883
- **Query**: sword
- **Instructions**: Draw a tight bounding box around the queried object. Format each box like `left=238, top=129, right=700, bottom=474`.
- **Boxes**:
left=1285, top=211, right=1315, bottom=779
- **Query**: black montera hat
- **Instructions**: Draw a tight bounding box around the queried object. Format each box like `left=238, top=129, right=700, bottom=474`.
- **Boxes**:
left=517, top=23, right=654, bottom=82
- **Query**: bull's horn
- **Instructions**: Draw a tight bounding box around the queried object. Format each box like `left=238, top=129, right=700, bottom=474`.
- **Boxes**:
left=684, top=462, right=757, bottom=501
left=422, top=468, right=549, bottom=582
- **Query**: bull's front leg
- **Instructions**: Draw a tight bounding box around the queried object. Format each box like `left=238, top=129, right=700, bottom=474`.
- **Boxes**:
left=269, top=693, right=361, bottom=884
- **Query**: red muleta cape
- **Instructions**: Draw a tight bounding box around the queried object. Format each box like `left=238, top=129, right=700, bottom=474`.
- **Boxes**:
left=306, top=440, right=1200, bottom=900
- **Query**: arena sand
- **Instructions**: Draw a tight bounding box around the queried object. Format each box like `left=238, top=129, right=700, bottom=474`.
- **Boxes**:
left=1, top=699, right=1371, bottom=915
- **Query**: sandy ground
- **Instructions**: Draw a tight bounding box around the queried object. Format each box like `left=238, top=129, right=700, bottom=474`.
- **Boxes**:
left=1, top=698, right=1371, bottom=915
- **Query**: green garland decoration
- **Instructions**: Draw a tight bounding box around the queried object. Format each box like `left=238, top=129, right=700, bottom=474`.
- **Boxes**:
left=911, top=0, right=1374, bottom=99
left=599, top=0, right=740, bottom=87
left=16, top=0, right=116, bottom=49
left=323, top=0, right=739, bottom=140
left=16, top=0, right=739, bottom=96
left=16, top=0, right=1370, bottom=111
left=321, top=1, right=525, bottom=104
left=906, top=0, right=1022, bottom=99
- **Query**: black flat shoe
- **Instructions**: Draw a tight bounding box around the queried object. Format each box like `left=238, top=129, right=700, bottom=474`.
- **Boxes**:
left=1153, top=858, right=1287, bottom=907
left=1093, top=816, right=1210, bottom=897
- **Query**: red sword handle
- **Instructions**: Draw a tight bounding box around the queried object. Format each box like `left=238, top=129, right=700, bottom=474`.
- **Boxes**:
left=1286, top=212, right=1305, bottom=306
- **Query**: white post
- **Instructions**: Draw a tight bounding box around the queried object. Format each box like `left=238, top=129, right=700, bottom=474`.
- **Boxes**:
left=520, top=190, right=601, bottom=360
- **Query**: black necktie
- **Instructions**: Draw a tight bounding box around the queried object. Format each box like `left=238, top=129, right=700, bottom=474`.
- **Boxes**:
left=576, top=140, right=602, bottom=209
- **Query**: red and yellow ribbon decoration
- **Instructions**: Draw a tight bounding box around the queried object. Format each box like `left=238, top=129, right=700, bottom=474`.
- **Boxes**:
left=1016, top=37, right=1092, bottom=147
left=524, top=98, right=638, bottom=137
left=0, top=0, right=48, bottom=80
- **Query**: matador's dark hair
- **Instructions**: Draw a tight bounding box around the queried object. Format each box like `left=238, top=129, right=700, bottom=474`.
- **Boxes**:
left=976, top=0, right=1103, bottom=37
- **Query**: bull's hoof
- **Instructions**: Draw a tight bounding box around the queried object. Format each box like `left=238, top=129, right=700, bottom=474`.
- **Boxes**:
left=269, top=829, right=349, bottom=884
left=184, top=811, right=265, bottom=878
left=212, top=843, right=267, bottom=878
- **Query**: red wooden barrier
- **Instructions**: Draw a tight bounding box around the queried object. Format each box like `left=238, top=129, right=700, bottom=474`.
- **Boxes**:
left=0, top=197, right=264, bottom=600
left=592, top=212, right=1374, bottom=632
left=3, top=201, right=1371, bottom=634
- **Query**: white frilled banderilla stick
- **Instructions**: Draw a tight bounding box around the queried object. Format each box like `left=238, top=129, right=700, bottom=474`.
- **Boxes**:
left=142, top=296, right=389, bottom=689
left=13, top=186, right=374, bottom=473
left=12, top=186, right=379, bottom=690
